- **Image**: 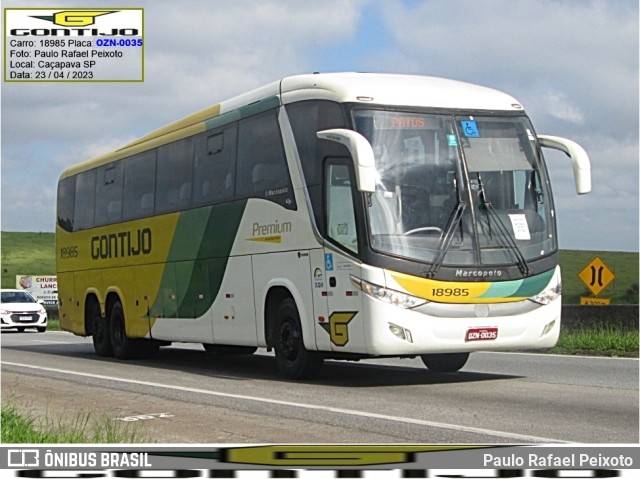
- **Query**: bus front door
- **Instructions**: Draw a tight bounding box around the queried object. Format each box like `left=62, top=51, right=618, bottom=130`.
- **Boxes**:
left=318, top=161, right=365, bottom=353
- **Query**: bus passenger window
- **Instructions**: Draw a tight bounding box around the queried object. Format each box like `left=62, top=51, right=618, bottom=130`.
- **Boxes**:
left=57, top=176, right=76, bottom=232
left=236, top=109, right=296, bottom=210
left=123, top=150, right=156, bottom=221
left=193, top=125, right=237, bottom=206
left=74, top=169, right=96, bottom=230
left=156, top=137, right=194, bottom=214
left=95, top=162, right=123, bottom=227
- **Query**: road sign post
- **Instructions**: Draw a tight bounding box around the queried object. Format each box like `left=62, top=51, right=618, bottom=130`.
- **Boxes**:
left=577, top=256, right=615, bottom=302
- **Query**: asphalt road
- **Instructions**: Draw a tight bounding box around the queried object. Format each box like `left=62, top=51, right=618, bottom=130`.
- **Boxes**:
left=1, top=330, right=638, bottom=444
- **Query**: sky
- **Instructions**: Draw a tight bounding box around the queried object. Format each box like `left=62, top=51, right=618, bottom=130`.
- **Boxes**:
left=1, top=0, right=638, bottom=252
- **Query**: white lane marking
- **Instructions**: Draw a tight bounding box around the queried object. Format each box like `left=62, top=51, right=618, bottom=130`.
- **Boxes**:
left=2, top=360, right=569, bottom=443
left=479, top=351, right=639, bottom=361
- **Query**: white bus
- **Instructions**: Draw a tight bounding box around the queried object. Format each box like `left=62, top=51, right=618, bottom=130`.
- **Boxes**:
left=56, top=72, right=591, bottom=379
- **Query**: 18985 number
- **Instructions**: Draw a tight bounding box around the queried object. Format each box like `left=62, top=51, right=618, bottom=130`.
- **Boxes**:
left=60, top=245, right=78, bottom=259
left=432, top=287, right=469, bottom=297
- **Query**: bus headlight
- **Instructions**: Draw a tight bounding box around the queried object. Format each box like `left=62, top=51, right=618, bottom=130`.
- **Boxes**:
left=529, top=274, right=562, bottom=305
left=351, top=276, right=427, bottom=309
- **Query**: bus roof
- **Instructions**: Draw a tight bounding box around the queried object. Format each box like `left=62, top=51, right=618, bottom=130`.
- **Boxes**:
left=279, top=72, right=523, bottom=111
left=59, top=72, right=524, bottom=178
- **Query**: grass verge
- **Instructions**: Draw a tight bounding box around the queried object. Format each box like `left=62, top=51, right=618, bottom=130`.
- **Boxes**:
left=550, top=327, right=638, bottom=357
left=1, top=398, right=148, bottom=443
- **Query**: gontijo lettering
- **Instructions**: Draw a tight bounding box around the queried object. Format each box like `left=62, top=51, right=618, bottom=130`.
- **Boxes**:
left=91, top=228, right=151, bottom=259
left=10, top=28, right=139, bottom=36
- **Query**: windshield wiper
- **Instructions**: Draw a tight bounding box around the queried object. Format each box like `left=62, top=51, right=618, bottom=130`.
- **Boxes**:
left=426, top=201, right=466, bottom=278
left=477, top=175, right=530, bottom=276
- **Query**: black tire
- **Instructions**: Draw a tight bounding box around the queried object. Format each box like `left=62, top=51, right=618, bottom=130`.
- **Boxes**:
left=421, top=352, right=470, bottom=372
left=109, top=301, right=159, bottom=359
left=90, top=301, right=113, bottom=357
left=273, top=297, right=323, bottom=380
left=203, top=344, right=257, bottom=355
left=37, top=327, right=46, bottom=333
left=17, top=327, right=26, bottom=333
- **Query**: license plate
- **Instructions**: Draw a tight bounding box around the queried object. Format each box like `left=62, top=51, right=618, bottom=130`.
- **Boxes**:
left=19, top=315, right=35, bottom=322
left=465, top=327, right=498, bottom=342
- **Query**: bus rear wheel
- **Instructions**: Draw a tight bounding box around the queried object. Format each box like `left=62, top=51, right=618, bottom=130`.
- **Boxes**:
left=273, top=298, right=323, bottom=380
left=90, top=301, right=113, bottom=357
left=109, top=301, right=158, bottom=360
left=421, top=352, right=469, bottom=372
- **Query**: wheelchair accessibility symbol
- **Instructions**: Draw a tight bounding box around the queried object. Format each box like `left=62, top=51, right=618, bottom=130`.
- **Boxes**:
left=460, top=120, right=480, bottom=137
left=325, top=253, right=334, bottom=271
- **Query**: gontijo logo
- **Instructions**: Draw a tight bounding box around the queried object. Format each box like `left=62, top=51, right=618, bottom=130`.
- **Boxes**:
left=7, top=9, right=142, bottom=36
left=31, top=11, right=115, bottom=27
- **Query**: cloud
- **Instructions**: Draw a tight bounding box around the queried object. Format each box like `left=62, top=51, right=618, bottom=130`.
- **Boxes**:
left=373, top=0, right=638, bottom=138
left=540, top=90, right=584, bottom=125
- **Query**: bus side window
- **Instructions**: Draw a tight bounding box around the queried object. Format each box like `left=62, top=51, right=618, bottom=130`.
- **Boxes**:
left=193, top=124, right=237, bottom=206
left=286, top=100, right=346, bottom=187
left=123, top=150, right=156, bottom=221
left=94, top=161, right=124, bottom=227
left=74, top=169, right=96, bottom=231
left=236, top=109, right=296, bottom=210
left=286, top=100, right=348, bottom=235
left=156, top=137, right=194, bottom=214
left=57, top=176, right=76, bottom=232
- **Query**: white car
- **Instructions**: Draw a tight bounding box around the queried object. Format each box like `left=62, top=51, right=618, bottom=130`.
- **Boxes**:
left=1, top=289, right=48, bottom=333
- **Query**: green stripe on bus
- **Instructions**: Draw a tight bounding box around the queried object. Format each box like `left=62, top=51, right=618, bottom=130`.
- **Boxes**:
left=149, top=200, right=247, bottom=319
left=511, top=268, right=555, bottom=297
left=479, top=268, right=555, bottom=299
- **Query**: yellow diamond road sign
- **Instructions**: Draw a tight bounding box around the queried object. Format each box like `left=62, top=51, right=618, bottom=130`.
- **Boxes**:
left=578, top=256, right=616, bottom=296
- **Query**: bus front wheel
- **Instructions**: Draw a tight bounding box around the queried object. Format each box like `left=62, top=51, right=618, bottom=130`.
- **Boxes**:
left=273, top=298, right=323, bottom=380
left=421, top=352, right=469, bottom=372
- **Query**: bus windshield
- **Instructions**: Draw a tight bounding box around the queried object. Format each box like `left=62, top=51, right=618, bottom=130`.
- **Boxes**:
left=353, top=109, right=556, bottom=270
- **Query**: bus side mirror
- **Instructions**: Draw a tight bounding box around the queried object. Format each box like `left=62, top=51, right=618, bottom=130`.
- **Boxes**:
left=317, top=129, right=376, bottom=192
left=538, top=135, right=591, bottom=195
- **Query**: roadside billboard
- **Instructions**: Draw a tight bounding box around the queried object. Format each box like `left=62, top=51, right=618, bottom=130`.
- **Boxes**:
left=15, top=275, right=58, bottom=306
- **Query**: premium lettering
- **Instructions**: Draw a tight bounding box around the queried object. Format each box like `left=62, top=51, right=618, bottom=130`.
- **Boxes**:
left=252, top=220, right=292, bottom=237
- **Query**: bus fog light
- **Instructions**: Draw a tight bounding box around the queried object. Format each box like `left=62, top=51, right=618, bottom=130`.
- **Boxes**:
left=541, top=319, right=556, bottom=337
left=388, top=322, right=413, bottom=342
